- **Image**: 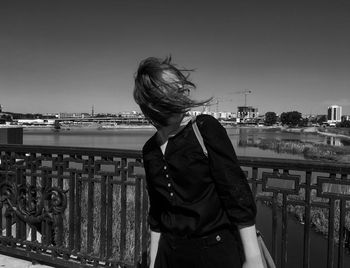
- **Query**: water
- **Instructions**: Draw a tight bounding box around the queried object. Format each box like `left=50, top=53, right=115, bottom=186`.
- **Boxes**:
left=22, top=127, right=350, bottom=267
left=256, top=203, right=350, bottom=268
left=23, top=128, right=153, bottom=150
left=23, top=127, right=350, bottom=161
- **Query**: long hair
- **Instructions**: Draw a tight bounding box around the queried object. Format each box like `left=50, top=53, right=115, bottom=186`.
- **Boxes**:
left=133, top=56, right=212, bottom=127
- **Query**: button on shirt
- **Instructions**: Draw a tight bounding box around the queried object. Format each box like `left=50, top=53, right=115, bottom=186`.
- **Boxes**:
left=142, top=114, right=256, bottom=237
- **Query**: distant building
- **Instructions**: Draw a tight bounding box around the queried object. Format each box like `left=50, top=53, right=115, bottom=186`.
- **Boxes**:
left=16, top=119, right=56, bottom=125
left=218, top=112, right=236, bottom=120
left=58, top=112, right=91, bottom=119
left=327, top=105, right=342, bottom=124
left=188, top=110, right=236, bottom=120
left=42, top=113, right=59, bottom=118
left=119, top=111, right=141, bottom=118
left=237, top=106, right=259, bottom=122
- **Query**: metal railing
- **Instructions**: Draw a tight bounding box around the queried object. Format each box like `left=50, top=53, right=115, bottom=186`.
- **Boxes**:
left=239, top=156, right=350, bottom=268
left=0, top=145, right=147, bottom=268
left=0, top=144, right=350, bottom=268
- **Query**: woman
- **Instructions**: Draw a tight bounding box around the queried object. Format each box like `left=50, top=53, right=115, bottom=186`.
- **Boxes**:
left=133, top=56, right=263, bottom=268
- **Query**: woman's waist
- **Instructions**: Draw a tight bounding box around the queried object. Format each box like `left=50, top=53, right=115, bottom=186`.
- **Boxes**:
left=161, top=227, right=235, bottom=248
left=159, top=210, right=232, bottom=238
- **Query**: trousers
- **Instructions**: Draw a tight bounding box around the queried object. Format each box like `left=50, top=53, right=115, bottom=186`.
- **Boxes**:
left=154, top=229, right=242, bottom=268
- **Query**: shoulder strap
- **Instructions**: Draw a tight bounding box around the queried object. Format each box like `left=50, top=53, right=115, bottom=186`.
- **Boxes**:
left=191, top=117, right=208, bottom=157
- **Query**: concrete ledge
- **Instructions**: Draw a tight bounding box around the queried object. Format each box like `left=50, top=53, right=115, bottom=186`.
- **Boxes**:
left=0, top=254, right=53, bottom=268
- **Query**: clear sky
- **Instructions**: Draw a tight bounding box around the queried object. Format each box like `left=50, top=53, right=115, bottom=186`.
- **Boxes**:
left=1, top=0, right=349, bottom=115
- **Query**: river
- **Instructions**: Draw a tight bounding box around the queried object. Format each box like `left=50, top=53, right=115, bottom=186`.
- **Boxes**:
left=22, top=126, right=350, bottom=267
left=23, top=126, right=350, bottom=162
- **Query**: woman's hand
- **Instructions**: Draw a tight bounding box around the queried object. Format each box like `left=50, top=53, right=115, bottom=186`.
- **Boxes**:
left=243, top=254, right=264, bottom=268
left=149, top=231, right=161, bottom=268
left=239, top=225, right=264, bottom=268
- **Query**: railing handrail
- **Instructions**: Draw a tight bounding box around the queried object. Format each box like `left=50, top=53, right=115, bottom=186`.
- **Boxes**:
left=1, top=144, right=349, bottom=172
left=238, top=155, right=350, bottom=173
left=0, top=144, right=142, bottom=158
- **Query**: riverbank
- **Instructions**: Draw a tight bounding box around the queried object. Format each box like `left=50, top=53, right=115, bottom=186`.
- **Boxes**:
left=247, top=138, right=350, bottom=162
left=317, top=127, right=350, bottom=139
left=280, top=125, right=350, bottom=138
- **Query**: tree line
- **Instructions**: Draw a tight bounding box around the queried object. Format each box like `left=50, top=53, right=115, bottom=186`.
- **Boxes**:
left=264, top=111, right=349, bottom=128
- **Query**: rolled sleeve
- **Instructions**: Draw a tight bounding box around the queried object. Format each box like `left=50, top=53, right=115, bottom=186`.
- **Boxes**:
left=197, top=115, right=257, bottom=226
left=142, top=146, right=162, bottom=232
left=143, top=166, right=162, bottom=232
left=147, top=184, right=162, bottom=232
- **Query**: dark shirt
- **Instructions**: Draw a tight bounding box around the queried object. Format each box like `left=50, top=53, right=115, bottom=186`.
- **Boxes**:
left=142, top=114, right=256, bottom=237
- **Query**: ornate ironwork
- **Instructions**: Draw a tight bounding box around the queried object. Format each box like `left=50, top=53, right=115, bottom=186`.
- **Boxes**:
left=0, top=182, right=67, bottom=224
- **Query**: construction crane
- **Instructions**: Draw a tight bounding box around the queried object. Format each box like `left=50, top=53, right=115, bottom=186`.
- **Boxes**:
left=231, top=89, right=252, bottom=107
left=214, top=89, right=252, bottom=112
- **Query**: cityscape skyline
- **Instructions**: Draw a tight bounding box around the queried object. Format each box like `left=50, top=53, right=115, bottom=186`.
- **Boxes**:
left=1, top=0, right=350, bottom=115
left=1, top=102, right=347, bottom=120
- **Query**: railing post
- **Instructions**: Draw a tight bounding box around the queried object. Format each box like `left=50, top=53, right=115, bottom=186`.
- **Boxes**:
left=281, top=193, right=288, bottom=268
left=68, top=171, right=75, bottom=251
left=271, top=168, right=279, bottom=262
left=56, top=154, right=65, bottom=248
left=134, top=176, right=142, bottom=267
left=87, top=155, right=95, bottom=255
left=119, top=157, right=127, bottom=262
left=141, top=176, right=149, bottom=268
left=281, top=169, right=289, bottom=268
left=303, top=171, right=312, bottom=268
left=74, top=175, right=82, bottom=253
left=337, top=173, right=348, bottom=268
left=327, top=173, right=337, bottom=268
left=99, top=171, right=107, bottom=259
left=15, top=165, right=26, bottom=241
left=106, top=170, right=113, bottom=260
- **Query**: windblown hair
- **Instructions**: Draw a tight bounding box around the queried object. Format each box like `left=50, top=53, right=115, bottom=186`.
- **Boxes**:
left=133, top=56, right=212, bottom=127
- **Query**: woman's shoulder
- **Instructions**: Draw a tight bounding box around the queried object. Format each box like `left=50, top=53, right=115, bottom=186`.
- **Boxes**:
left=142, top=132, right=157, bottom=154
left=195, top=114, right=221, bottom=129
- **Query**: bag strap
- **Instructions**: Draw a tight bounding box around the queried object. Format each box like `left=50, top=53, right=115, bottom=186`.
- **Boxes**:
left=191, top=116, right=208, bottom=157
left=257, top=232, right=276, bottom=268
